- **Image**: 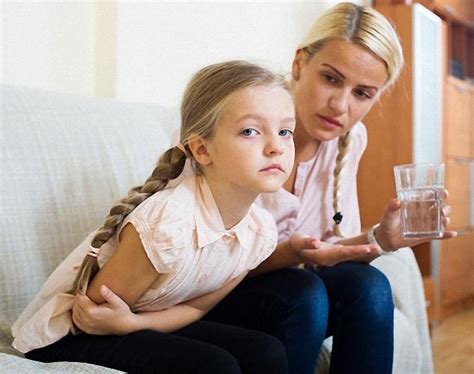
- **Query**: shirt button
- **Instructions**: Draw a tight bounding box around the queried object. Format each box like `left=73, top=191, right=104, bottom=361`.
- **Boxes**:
left=223, top=232, right=235, bottom=241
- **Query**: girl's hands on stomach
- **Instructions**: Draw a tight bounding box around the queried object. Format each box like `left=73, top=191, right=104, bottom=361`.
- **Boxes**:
left=73, top=285, right=135, bottom=335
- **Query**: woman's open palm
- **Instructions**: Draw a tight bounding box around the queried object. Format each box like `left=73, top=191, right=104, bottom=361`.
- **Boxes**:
left=289, top=235, right=380, bottom=267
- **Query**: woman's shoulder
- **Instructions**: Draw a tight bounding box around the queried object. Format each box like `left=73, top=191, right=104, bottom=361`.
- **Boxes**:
left=352, top=121, right=367, bottom=142
left=350, top=121, right=368, bottom=158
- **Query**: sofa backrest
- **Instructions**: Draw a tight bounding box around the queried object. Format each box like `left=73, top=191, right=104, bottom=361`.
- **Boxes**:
left=0, top=85, right=180, bottom=325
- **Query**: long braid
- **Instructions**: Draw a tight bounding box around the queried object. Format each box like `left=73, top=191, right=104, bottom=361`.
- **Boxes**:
left=70, top=147, right=187, bottom=294
left=332, top=130, right=352, bottom=238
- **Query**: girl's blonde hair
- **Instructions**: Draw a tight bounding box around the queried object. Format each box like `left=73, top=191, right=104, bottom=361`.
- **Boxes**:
left=71, top=60, right=290, bottom=295
left=297, top=2, right=404, bottom=237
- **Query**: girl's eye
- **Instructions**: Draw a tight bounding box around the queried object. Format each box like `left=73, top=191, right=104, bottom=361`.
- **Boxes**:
left=279, top=129, right=294, bottom=137
left=240, top=128, right=258, bottom=137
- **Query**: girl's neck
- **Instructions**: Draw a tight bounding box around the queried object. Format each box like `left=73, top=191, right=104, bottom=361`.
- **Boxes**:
left=203, top=173, right=257, bottom=230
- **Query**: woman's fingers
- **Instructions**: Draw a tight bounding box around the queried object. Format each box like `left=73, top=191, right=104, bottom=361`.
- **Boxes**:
left=441, top=205, right=452, bottom=217
left=443, top=188, right=449, bottom=199
left=290, top=235, right=321, bottom=250
left=441, top=230, right=458, bottom=239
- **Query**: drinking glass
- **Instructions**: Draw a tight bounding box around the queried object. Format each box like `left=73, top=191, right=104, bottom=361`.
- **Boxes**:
left=393, top=163, right=445, bottom=239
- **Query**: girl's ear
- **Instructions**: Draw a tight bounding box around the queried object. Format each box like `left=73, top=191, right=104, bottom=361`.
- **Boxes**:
left=292, top=49, right=305, bottom=81
left=187, top=134, right=212, bottom=166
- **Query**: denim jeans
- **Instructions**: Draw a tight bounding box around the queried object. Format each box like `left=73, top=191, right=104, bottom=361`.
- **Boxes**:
left=26, top=320, right=287, bottom=373
left=205, top=263, right=394, bottom=374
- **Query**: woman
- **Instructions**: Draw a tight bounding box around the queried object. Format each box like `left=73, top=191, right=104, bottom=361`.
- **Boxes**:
left=72, top=3, right=455, bottom=374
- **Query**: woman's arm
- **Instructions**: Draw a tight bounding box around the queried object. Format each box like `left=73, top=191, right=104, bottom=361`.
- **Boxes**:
left=249, top=235, right=379, bottom=276
left=73, top=272, right=247, bottom=335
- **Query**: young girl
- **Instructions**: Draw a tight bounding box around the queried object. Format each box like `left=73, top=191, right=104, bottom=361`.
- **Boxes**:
left=72, top=3, right=454, bottom=374
left=11, top=60, right=301, bottom=373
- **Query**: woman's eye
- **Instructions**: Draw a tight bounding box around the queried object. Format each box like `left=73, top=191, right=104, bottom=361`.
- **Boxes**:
left=240, top=128, right=258, bottom=137
left=279, top=129, right=294, bottom=137
left=322, top=73, right=338, bottom=84
left=354, top=89, right=371, bottom=100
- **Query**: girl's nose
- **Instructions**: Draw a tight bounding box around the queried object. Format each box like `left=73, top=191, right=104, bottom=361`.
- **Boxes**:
left=265, top=137, right=284, bottom=156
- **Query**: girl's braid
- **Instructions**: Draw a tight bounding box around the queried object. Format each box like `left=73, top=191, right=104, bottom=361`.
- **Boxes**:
left=71, top=147, right=186, bottom=294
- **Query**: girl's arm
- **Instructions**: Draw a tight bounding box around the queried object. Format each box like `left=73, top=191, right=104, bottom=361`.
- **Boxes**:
left=73, top=272, right=247, bottom=335
left=86, top=223, right=160, bottom=306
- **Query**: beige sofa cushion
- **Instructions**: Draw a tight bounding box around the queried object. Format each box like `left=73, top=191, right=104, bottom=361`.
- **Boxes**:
left=1, top=85, right=179, bottom=327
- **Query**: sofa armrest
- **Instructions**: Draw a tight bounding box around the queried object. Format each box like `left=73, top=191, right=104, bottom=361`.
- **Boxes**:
left=371, top=247, right=434, bottom=374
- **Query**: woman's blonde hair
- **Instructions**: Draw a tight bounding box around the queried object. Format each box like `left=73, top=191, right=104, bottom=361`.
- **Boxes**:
left=297, top=2, right=404, bottom=237
left=71, top=60, right=290, bottom=294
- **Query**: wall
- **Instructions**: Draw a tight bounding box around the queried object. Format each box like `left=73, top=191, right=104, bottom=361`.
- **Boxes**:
left=1, top=0, right=369, bottom=106
left=1, top=1, right=96, bottom=97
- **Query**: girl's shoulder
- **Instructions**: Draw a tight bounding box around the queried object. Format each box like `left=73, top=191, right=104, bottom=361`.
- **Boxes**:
left=248, top=203, right=278, bottom=243
left=128, top=175, right=197, bottom=225
left=119, top=175, right=199, bottom=274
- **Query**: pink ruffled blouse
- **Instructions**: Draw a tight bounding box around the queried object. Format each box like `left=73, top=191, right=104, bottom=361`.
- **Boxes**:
left=12, top=174, right=277, bottom=353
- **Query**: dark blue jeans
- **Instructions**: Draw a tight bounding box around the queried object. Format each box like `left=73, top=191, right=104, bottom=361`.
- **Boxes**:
left=205, top=263, right=394, bottom=374
left=26, top=320, right=287, bottom=373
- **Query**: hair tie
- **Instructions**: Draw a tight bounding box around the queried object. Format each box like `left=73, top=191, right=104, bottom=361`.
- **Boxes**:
left=333, top=212, right=343, bottom=224
left=176, top=143, right=188, bottom=158
left=86, top=245, right=101, bottom=258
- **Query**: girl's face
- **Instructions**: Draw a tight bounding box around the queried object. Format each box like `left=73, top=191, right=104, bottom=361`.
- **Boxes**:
left=204, top=84, right=295, bottom=195
left=291, top=39, right=389, bottom=143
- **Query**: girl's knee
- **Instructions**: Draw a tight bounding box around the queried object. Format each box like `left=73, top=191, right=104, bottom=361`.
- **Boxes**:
left=199, top=348, right=241, bottom=374
left=254, top=334, right=288, bottom=374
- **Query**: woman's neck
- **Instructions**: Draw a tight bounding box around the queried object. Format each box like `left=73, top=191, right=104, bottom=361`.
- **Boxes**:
left=203, top=173, right=257, bottom=230
left=293, top=120, right=321, bottom=162
left=282, top=120, right=321, bottom=193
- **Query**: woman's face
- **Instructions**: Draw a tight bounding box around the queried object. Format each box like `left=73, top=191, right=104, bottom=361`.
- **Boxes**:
left=291, top=38, right=389, bottom=143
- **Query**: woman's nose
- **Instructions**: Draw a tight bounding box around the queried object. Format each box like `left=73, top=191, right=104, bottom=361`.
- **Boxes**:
left=329, top=90, right=350, bottom=115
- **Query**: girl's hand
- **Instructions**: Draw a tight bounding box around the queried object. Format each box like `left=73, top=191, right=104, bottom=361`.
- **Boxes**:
left=289, top=234, right=380, bottom=266
left=72, top=285, right=136, bottom=335
left=376, top=193, right=457, bottom=251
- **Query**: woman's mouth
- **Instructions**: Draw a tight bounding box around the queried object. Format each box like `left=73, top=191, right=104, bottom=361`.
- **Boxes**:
left=317, top=115, right=343, bottom=129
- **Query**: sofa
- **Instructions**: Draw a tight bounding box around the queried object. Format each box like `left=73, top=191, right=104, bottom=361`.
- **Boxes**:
left=0, top=84, right=434, bottom=373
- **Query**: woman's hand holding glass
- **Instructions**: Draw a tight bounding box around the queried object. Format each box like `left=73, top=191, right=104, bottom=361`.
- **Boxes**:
left=375, top=192, right=457, bottom=252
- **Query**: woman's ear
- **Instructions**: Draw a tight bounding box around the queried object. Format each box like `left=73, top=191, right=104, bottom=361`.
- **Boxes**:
left=187, top=134, right=212, bottom=166
left=292, top=49, right=305, bottom=81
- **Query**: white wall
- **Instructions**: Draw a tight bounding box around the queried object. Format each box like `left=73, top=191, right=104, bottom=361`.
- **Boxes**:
left=1, top=0, right=369, bottom=105
left=1, top=0, right=96, bottom=97
left=115, top=1, right=338, bottom=107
